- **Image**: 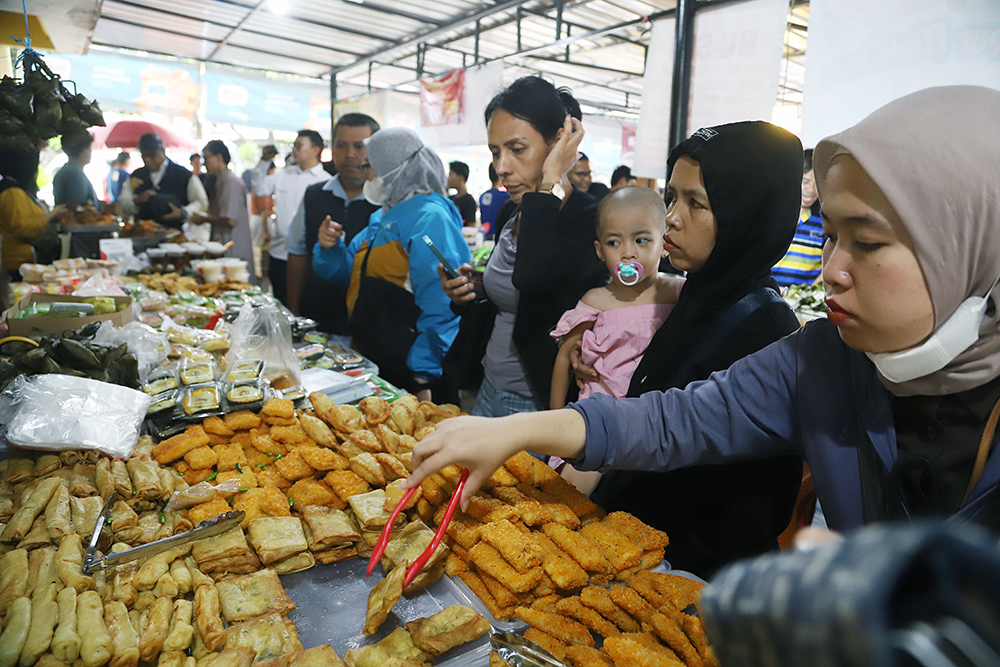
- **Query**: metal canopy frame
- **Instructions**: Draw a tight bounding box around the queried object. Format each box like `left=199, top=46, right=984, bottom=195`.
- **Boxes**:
left=88, top=0, right=810, bottom=124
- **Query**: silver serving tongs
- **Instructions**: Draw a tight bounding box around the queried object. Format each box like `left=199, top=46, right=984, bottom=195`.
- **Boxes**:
left=491, top=633, right=569, bottom=667
left=82, top=491, right=245, bottom=574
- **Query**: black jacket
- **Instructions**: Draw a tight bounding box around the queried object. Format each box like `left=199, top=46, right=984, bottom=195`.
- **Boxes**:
left=131, top=160, right=192, bottom=228
left=444, top=188, right=607, bottom=406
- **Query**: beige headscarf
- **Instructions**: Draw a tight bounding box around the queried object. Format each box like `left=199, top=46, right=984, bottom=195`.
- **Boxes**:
left=814, top=86, right=1000, bottom=397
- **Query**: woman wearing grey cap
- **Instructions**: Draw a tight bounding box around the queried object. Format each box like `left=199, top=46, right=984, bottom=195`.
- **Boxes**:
left=312, top=127, right=471, bottom=402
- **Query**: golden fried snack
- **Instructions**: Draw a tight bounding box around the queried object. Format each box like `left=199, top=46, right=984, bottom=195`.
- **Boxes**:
left=522, top=628, right=568, bottom=661
left=515, top=485, right=580, bottom=528
left=579, top=586, right=641, bottom=633
left=137, top=595, right=172, bottom=662
left=383, top=479, right=420, bottom=513
left=459, top=571, right=514, bottom=621
left=680, top=614, right=712, bottom=662
left=224, top=613, right=302, bottom=663
left=469, top=542, right=543, bottom=594
left=344, top=626, right=429, bottom=667
left=193, top=584, right=226, bottom=652
left=209, top=445, right=245, bottom=474
left=349, top=452, right=386, bottom=487
left=298, top=413, right=338, bottom=449
left=444, top=552, right=468, bottom=577
left=0, top=549, right=28, bottom=616
left=602, top=633, right=684, bottom=667
left=52, top=587, right=80, bottom=663
left=321, top=470, right=369, bottom=504
left=347, top=429, right=382, bottom=454
left=274, top=451, right=314, bottom=482
left=153, top=426, right=211, bottom=464
left=105, top=599, right=141, bottom=667
left=363, top=565, right=406, bottom=636
left=649, top=572, right=706, bottom=612
left=556, top=596, right=620, bottom=639
left=541, top=524, right=611, bottom=574
left=441, top=511, right=483, bottom=550
left=202, top=416, right=235, bottom=436
left=205, top=646, right=258, bottom=667
left=184, top=446, right=219, bottom=471
left=503, top=452, right=560, bottom=485
left=45, top=483, right=74, bottom=540
left=215, top=570, right=295, bottom=623
left=530, top=532, right=589, bottom=590
left=389, top=402, right=417, bottom=436
left=2, top=476, right=60, bottom=542
left=78, top=590, right=114, bottom=667
left=254, top=644, right=345, bottom=667
left=565, top=645, right=615, bottom=667
left=187, top=498, right=231, bottom=528
left=20, top=583, right=57, bottom=666
left=515, top=607, right=593, bottom=647
left=601, top=512, right=669, bottom=551
left=373, top=423, right=400, bottom=453
left=261, top=398, right=295, bottom=419
left=254, top=468, right=291, bottom=492
left=247, top=517, right=308, bottom=564
left=465, top=494, right=519, bottom=524
left=298, top=445, right=349, bottom=472
left=163, top=599, right=194, bottom=652
left=70, top=462, right=99, bottom=497
left=609, top=586, right=700, bottom=667
left=483, top=466, right=519, bottom=489
left=359, top=396, right=391, bottom=425
left=263, top=415, right=298, bottom=427
left=374, top=453, right=408, bottom=481
left=0, top=596, right=31, bottom=667
left=27, top=546, right=58, bottom=598
left=540, top=475, right=604, bottom=520
left=224, top=411, right=261, bottom=431
left=478, top=572, right=522, bottom=609
left=479, top=519, right=543, bottom=572
left=270, top=425, right=309, bottom=445
left=579, top=522, right=642, bottom=573
left=250, top=433, right=282, bottom=457
left=56, top=534, right=94, bottom=593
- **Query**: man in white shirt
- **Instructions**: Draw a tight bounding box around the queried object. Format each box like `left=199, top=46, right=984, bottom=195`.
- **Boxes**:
left=255, top=130, right=328, bottom=305
left=118, top=133, right=209, bottom=239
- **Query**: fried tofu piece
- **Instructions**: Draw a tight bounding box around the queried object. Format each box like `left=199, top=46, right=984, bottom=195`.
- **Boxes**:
left=515, top=607, right=593, bottom=647
left=580, top=586, right=641, bottom=633
left=579, top=522, right=642, bottom=572
left=469, top=542, right=543, bottom=594
left=504, top=451, right=560, bottom=485
left=270, top=425, right=309, bottom=444
left=250, top=433, right=283, bottom=457
left=254, top=467, right=291, bottom=491
left=224, top=411, right=261, bottom=431
left=465, top=494, right=518, bottom=524
left=541, top=524, right=611, bottom=574
left=188, top=497, right=231, bottom=526
left=363, top=564, right=406, bottom=636
left=609, top=586, right=700, bottom=666
left=207, top=433, right=231, bottom=445
left=287, top=478, right=337, bottom=509
left=214, top=444, right=249, bottom=473
left=458, top=571, right=515, bottom=621
left=405, top=604, right=490, bottom=656
left=203, top=416, right=235, bottom=437
left=298, top=444, right=348, bottom=471
left=230, top=431, right=252, bottom=447
left=515, top=485, right=581, bottom=528
left=232, top=486, right=291, bottom=528
left=323, top=470, right=370, bottom=502
left=531, top=532, right=589, bottom=590
left=479, top=519, right=543, bottom=572
left=216, top=570, right=295, bottom=623
left=215, top=469, right=258, bottom=498
left=184, top=467, right=215, bottom=486
left=247, top=517, right=308, bottom=564
left=523, top=628, right=568, bottom=661
left=556, top=596, right=621, bottom=639
left=601, top=512, right=669, bottom=551
left=153, top=425, right=211, bottom=464
left=274, top=450, right=314, bottom=482
left=350, top=452, right=386, bottom=486
left=261, top=398, right=295, bottom=419
left=298, top=413, right=338, bottom=449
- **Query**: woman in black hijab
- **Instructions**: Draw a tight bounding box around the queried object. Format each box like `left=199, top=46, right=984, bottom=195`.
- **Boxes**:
left=589, top=121, right=806, bottom=578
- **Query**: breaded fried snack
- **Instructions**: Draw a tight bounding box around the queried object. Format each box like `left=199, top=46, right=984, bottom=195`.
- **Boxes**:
left=514, top=607, right=593, bottom=646
left=579, top=522, right=643, bottom=572
left=541, top=524, right=611, bottom=574
left=601, top=512, right=669, bottom=551
left=531, top=532, right=589, bottom=590
left=468, top=542, right=543, bottom=594
left=479, top=519, right=543, bottom=572
left=579, top=586, right=641, bottom=633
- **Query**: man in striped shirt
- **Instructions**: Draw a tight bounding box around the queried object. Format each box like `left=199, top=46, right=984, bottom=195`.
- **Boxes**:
left=773, top=149, right=823, bottom=287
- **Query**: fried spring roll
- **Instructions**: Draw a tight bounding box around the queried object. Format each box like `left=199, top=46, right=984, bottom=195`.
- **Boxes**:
left=77, top=591, right=113, bottom=667
left=52, top=587, right=80, bottom=663
left=138, top=596, right=173, bottom=662
left=1, top=477, right=61, bottom=542
left=70, top=463, right=99, bottom=498
left=134, top=547, right=188, bottom=591
left=163, top=599, right=194, bottom=652
left=0, top=596, right=31, bottom=667
left=193, top=585, right=226, bottom=652
left=19, top=583, right=58, bottom=666
left=0, top=549, right=28, bottom=617
left=28, top=547, right=60, bottom=598
left=45, top=484, right=73, bottom=541
left=60, top=451, right=84, bottom=468
left=95, top=458, right=115, bottom=500
left=56, top=534, right=95, bottom=593
left=157, top=650, right=188, bottom=667
left=111, top=460, right=133, bottom=499
left=105, top=600, right=141, bottom=667
left=170, top=559, right=192, bottom=596
left=70, top=496, right=103, bottom=537
left=111, top=544, right=139, bottom=609
left=126, top=456, right=163, bottom=501
left=35, top=454, right=61, bottom=477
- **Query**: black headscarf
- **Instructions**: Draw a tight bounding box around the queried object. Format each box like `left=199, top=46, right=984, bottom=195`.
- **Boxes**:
left=627, top=121, right=803, bottom=394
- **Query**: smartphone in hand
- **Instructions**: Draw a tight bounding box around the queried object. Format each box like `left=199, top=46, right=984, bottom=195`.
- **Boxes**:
left=423, top=235, right=460, bottom=279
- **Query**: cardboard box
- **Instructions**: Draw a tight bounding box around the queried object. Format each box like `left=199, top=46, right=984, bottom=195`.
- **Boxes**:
left=6, top=293, right=134, bottom=337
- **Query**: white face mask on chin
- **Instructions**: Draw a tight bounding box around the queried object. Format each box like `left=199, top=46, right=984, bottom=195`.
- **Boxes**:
left=866, top=276, right=1000, bottom=383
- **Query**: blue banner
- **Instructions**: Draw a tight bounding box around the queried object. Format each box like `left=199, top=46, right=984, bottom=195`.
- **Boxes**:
left=204, top=69, right=330, bottom=133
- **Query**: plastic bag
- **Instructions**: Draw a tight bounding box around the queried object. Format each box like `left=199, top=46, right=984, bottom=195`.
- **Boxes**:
left=224, top=302, right=302, bottom=391
left=164, top=478, right=244, bottom=512
left=73, top=273, right=127, bottom=297
left=91, top=320, right=169, bottom=383
left=0, top=374, right=151, bottom=458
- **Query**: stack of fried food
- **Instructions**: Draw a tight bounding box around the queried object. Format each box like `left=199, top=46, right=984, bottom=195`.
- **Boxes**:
left=197, top=279, right=254, bottom=298
left=133, top=272, right=200, bottom=295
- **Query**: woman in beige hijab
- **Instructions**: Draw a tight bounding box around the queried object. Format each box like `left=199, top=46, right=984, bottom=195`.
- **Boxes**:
left=400, top=85, right=1000, bottom=534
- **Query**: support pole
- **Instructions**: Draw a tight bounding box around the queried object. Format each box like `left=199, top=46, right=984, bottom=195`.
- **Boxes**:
left=329, top=70, right=337, bottom=142
left=668, top=0, right=696, bottom=154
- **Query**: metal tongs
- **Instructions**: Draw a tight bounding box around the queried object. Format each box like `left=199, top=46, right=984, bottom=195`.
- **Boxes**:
left=82, top=491, right=245, bottom=574
left=366, top=468, right=469, bottom=589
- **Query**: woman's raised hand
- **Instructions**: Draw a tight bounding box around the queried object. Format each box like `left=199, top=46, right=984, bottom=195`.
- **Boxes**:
left=437, top=263, right=477, bottom=305
left=541, top=116, right=586, bottom=186
left=317, top=216, right=343, bottom=249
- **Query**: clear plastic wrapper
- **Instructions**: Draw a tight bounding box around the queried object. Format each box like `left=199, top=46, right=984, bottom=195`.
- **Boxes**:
left=0, top=374, right=151, bottom=458
left=226, top=359, right=264, bottom=383
left=147, top=390, right=179, bottom=416
left=91, top=320, right=170, bottom=384
left=226, top=380, right=266, bottom=411
left=180, top=360, right=217, bottom=386
left=181, top=383, right=224, bottom=417
left=164, top=478, right=245, bottom=512
left=224, top=302, right=302, bottom=391
left=143, top=367, right=179, bottom=396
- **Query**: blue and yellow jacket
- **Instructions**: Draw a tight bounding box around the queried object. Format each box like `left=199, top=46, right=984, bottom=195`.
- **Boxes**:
left=312, top=192, right=471, bottom=380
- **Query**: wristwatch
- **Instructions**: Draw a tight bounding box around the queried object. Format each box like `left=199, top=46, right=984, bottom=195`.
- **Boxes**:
left=537, top=182, right=566, bottom=200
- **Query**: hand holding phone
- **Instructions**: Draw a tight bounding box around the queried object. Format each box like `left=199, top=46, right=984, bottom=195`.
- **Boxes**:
left=423, top=235, right=460, bottom=279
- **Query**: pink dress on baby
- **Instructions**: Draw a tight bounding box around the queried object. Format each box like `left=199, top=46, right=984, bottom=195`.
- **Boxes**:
left=551, top=301, right=675, bottom=400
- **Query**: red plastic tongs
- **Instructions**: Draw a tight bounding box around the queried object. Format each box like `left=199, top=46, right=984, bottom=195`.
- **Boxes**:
left=367, top=468, right=469, bottom=589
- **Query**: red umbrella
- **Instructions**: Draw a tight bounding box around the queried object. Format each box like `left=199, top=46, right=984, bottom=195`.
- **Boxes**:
left=91, top=119, right=199, bottom=152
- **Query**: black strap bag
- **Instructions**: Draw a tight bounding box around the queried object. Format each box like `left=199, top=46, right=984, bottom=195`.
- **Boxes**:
left=348, top=230, right=421, bottom=391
